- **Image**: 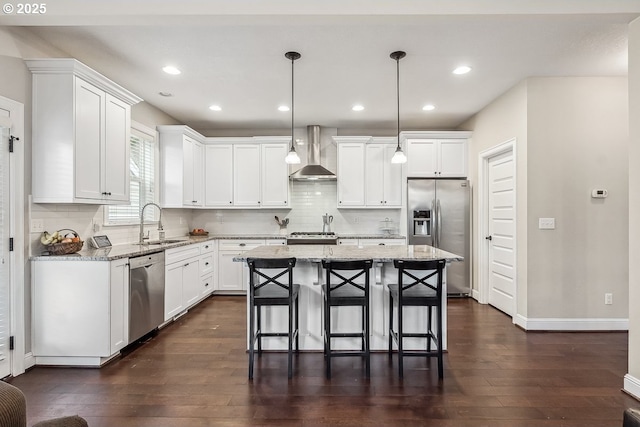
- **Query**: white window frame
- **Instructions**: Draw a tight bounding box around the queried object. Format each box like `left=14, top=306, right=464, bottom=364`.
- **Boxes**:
left=104, top=121, right=159, bottom=226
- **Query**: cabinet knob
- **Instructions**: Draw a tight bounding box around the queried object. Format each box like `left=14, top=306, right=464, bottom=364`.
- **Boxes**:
left=205, top=262, right=209, bottom=266
left=229, top=201, right=232, bottom=204
left=204, top=245, right=209, bottom=249
left=258, top=201, right=261, bottom=204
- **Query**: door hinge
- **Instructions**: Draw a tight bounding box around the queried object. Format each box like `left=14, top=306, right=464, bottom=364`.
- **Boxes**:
left=9, top=238, right=13, bottom=252
left=9, top=135, right=19, bottom=153
left=9, top=336, right=14, bottom=350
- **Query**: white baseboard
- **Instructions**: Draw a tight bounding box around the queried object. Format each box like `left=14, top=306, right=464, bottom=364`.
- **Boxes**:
left=24, top=352, right=35, bottom=370
left=471, top=289, right=481, bottom=302
left=624, top=374, right=640, bottom=400
left=517, top=316, right=628, bottom=331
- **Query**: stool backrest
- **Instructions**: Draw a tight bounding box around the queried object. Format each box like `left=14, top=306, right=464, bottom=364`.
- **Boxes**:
left=322, top=259, right=373, bottom=296
left=247, top=257, right=297, bottom=298
left=393, top=258, right=446, bottom=299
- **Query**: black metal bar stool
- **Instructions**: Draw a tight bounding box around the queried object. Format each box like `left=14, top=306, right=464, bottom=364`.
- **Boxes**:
left=321, top=259, right=373, bottom=379
left=388, top=258, right=446, bottom=379
left=247, top=257, right=299, bottom=379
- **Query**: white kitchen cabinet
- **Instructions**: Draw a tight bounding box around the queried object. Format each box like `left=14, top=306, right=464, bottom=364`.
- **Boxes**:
left=205, top=144, right=234, bottom=207
left=183, top=137, right=204, bottom=207
left=217, top=240, right=264, bottom=293
left=27, top=59, right=141, bottom=204
left=164, top=244, right=202, bottom=320
left=338, top=238, right=359, bottom=246
left=158, top=125, right=206, bottom=208
left=358, top=238, right=406, bottom=246
left=199, top=241, right=216, bottom=298
left=233, top=144, right=261, bottom=207
left=260, top=142, right=290, bottom=207
left=364, top=139, right=402, bottom=207
left=403, top=131, right=471, bottom=178
left=32, top=258, right=130, bottom=366
left=336, top=138, right=367, bottom=207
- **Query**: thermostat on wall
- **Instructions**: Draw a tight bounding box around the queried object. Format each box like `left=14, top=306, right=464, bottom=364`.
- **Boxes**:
left=591, top=189, right=608, bottom=198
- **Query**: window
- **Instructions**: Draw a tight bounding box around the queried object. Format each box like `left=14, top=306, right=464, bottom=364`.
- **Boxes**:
left=105, top=122, right=158, bottom=225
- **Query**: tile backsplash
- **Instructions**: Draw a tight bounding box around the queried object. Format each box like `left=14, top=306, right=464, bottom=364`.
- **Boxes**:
left=29, top=181, right=401, bottom=255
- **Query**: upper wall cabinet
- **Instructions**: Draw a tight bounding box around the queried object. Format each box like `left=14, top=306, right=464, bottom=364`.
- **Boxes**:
left=402, top=131, right=471, bottom=178
left=335, top=137, right=402, bottom=208
left=158, top=126, right=205, bottom=208
left=160, top=130, right=290, bottom=209
left=27, top=59, right=142, bottom=204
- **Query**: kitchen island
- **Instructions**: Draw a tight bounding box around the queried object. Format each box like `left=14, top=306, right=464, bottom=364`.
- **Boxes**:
left=234, top=244, right=463, bottom=352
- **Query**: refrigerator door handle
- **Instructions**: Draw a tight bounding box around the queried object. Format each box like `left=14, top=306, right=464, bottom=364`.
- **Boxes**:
left=431, top=198, right=436, bottom=245
left=436, top=199, right=442, bottom=248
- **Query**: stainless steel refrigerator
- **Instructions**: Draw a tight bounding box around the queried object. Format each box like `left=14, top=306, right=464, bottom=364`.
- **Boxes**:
left=407, top=178, right=471, bottom=295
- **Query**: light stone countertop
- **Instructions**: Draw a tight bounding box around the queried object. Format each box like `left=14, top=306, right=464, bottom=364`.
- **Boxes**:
left=233, top=244, right=462, bottom=263
left=30, top=233, right=407, bottom=261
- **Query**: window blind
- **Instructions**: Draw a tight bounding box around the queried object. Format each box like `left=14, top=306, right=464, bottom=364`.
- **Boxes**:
left=106, top=130, right=156, bottom=225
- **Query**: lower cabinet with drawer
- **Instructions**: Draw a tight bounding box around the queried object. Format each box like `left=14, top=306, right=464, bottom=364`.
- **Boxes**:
left=199, top=240, right=216, bottom=298
left=217, top=239, right=265, bottom=294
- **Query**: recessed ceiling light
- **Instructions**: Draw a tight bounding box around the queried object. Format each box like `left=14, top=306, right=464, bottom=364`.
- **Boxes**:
left=209, top=105, right=222, bottom=111
left=162, top=65, right=181, bottom=75
left=352, top=105, right=365, bottom=111
left=453, top=65, right=472, bottom=75
left=278, top=105, right=290, bottom=112
left=422, top=104, right=436, bottom=111
left=158, top=92, right=173, bottom=97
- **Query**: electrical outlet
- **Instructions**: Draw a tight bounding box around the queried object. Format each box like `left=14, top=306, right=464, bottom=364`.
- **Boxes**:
left=31, top=218, right=44, bottom=233
left=92, top=220, right=100, bottom=232
left=538, top=218, right=555, bottom=230
left=605, top=293, right=613, bottom=305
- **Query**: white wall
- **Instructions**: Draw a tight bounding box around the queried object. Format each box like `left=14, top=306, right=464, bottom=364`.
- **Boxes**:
left=626, top=16, right=640, bottom=399
left=527, top=77, right=628, bottom=319
left=459, top=80, right=529, bottom=316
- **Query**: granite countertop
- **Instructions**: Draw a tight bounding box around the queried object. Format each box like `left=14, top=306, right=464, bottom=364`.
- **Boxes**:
left=30, top=233, right=408, bottom=261
left=233, top=244, right=462, bottom=263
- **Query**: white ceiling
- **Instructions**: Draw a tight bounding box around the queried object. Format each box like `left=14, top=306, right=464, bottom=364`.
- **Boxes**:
left=3, top=1, right=639, bottom=134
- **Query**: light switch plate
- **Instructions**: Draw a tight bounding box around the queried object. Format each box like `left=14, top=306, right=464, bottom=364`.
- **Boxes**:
left=539, top=218, right=555, bottom=230
left=31, top=218, right=44, bottom=233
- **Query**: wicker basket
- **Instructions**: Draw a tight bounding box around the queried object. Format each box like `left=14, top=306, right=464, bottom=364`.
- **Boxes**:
left=47, top=229, right=83, bottom=255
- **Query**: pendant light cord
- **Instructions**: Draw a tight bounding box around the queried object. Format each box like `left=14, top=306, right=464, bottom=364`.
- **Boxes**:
left=396, top=55, right=400, bottom=150
left=291, top=55, right=295, bottom=151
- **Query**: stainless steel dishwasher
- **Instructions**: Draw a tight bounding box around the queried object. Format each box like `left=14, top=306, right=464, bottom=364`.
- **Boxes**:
left=129, top=251, right=165, bottom=344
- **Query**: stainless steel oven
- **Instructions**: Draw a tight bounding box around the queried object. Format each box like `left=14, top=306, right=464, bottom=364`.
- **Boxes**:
left=286, top=232, right=338, bottom=245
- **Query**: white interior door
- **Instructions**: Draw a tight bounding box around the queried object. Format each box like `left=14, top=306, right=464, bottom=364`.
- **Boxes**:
left=487, top=150, right=516, bottom=316
left=0, top=123, right=11, bottom=378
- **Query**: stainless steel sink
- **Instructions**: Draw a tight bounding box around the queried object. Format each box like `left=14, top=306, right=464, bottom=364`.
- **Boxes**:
left=144, top=239, right=186, bottom=245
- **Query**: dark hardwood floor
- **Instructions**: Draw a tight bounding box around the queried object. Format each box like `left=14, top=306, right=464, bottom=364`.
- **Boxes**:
left=8, top=296, right=639, bottom=426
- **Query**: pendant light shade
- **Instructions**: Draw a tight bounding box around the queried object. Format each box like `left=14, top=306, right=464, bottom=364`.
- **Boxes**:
left=390, top=50, right=407, bottom=164
left=285, top=51, right=301, bottom=164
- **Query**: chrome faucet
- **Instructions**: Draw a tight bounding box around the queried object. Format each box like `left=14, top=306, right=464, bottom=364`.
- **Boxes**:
left=139, top=202, right=164, bottom=244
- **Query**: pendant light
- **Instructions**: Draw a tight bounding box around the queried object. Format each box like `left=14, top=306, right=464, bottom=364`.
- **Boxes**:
left=284, top=51, right=301, bottom=164
left=390, top=51, right=407, bottom=164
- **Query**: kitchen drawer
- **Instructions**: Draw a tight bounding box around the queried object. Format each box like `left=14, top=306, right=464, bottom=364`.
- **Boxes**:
left=218, top=239, right=265, bottom=251
left=359, top=238, right=406, bottom=246
left=200, top=240, right=215, bottom=254
left=200, top=253, right=214, bottom=276
left=201, top=273, right=214, bottom=297
left=266, top=239, right=286, bottom=246
left=165, top=244, right=201, bottom=265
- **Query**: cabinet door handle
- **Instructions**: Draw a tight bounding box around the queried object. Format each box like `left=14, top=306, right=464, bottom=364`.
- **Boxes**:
left=205, top=262, right=210, bottom=266
left=184, top=263, right=189, bottom=267
left=205, top=282, right=209, bottom=287
left=239, top=243, right=246, bottom=247
left=204, top=245, right=209, bottom=249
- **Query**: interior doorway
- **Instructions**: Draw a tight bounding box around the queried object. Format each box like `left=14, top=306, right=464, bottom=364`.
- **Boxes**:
left=478, top=139, right=517, bottom=319
left=0, top=95, right=25, bottom=377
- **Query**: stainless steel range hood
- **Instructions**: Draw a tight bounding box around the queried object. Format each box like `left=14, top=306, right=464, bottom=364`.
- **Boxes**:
left=289, top=125, right=337, bottom=181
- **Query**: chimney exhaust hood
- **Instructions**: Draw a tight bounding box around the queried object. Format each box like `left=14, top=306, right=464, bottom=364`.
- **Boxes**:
left=289, top=125, right=337, bottom=181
